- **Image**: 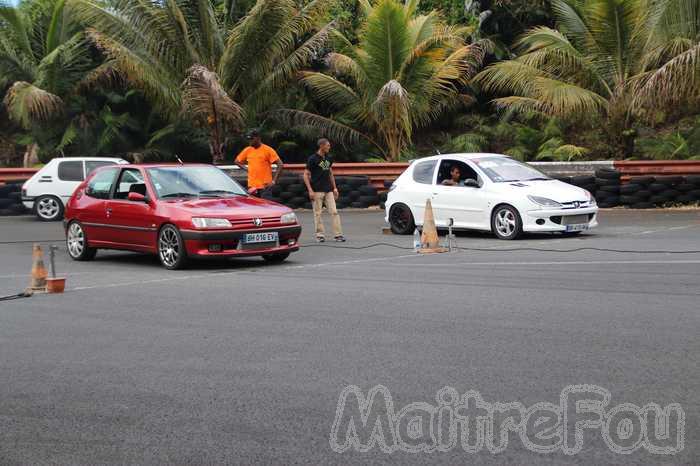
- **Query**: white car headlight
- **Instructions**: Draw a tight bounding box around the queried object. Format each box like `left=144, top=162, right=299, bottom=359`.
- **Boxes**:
left=191, top=217, right=232, bottom=228
left=280, top=212, right=297, bottom=224
left=527, top=195, right=562, bottom=208
left=586, top=190, right=597, bottom=206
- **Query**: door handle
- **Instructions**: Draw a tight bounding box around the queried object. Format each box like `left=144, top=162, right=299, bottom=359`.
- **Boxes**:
left=105, top=207, right=112, bottom=217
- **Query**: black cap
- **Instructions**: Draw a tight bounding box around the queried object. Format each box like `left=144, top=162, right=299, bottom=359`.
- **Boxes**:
left=246, top=129, right=260, bottom=139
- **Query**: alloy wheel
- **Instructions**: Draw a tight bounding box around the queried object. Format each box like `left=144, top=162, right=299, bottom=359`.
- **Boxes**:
left=495, top=208, right=516, bottom=237
left=67, top=222, right=85, bottom=258
left=37, top=197, right=60, bottom=220
left=159, top=227, right=180, bottom=268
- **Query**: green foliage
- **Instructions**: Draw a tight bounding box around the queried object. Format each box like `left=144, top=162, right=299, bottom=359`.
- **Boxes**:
left=636, top=119, right=700, bottom=159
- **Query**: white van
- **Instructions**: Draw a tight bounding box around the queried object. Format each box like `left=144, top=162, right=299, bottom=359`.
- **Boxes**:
left=22, top=157, right=127, bottom=221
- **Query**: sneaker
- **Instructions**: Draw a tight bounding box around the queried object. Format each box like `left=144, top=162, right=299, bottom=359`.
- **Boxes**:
left=316, top=237, right=325, bottom=243
left=334, top=236, right=346, bottom=242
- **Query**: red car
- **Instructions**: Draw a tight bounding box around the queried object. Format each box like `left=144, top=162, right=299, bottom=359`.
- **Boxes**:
left=63, top=164, right=301, bottom=269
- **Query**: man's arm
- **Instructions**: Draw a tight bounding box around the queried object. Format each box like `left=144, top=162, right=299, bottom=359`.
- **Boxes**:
left=272, top=159, right=284, bottom=184
left=303, top=169, right=314, bottom=199
left=234, top=149, right=248, bottom=172
left=330, top=167, right=339, bottom=199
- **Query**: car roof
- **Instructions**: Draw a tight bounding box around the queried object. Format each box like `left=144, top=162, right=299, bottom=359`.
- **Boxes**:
left=411, top=153, right=509, bottom=163
left=49, top=156, right=126, bottom=162
left=119, top=163, right=214, bottom=169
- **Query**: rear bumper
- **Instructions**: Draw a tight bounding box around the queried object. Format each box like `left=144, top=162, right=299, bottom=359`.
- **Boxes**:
left=22, top=196, right=34, bottom=210
left=180, top=225, right=302, bottom=257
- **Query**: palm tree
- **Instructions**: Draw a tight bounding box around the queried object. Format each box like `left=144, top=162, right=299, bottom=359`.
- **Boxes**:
left=475, top=0, right=700, bottom=157
left=279, top=0, right=489, bottom=161
left=0, top=0, right=98, bottom=166
left=72, top=0, right=333, bottom=163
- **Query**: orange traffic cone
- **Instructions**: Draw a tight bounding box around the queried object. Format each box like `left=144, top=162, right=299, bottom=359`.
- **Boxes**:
left=419, top=199, right=448, bottom=254
left=28, top=244, right=48, bottom=292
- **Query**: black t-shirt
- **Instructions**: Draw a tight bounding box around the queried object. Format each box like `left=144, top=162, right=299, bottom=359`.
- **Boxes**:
left=306, top=153, right=333, bottom=192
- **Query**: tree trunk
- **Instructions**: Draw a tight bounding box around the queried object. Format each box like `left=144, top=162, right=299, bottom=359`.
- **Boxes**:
left=23, top=143, right=39, bottom=168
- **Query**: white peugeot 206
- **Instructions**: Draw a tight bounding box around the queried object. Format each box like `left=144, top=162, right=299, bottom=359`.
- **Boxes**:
left=385, top=153, right=598, bottom=240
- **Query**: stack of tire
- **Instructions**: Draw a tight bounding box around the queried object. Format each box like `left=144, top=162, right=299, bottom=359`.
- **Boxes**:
left=228, top=172, right=381, bottom=209
left=0, top=181, right=27, bottom=216
left=557, top=168, right=621, bottom=208
left=619, top=175, right=700, bottom=208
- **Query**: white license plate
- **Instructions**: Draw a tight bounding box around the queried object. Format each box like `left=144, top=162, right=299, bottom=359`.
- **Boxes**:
left=565, top=224, right=589, bottom=232
left=243, top=232, right=278, bottom=243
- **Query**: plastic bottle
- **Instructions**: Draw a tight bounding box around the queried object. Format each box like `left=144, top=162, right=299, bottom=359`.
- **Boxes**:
left=413, top=228, right=421, bottom=252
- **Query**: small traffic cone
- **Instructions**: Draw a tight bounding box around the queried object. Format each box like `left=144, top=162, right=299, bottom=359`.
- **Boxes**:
left=28, top=243, right=48, bottom=292
left=419, top=199, right=448, bottom=254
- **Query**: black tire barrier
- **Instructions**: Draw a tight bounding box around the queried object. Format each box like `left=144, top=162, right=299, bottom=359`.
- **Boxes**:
left=0, top=185, right=15, bottom=197
left=0, top=198, right=14, bottom=209
left=555, top=176, right=573, bottom=184
left=689, top=189, right=700, bottom=199
left=649, top=183, right=668, bottom=193
left=619, top=184, right=640, bottom=194
left=8, top=192, right=22, bottom=201
left=677, top=194, right=696, bottom=203
left=597, top=185, right=620, bottom=194
left=629, top=176, right=655, bottom=186
left=358, top=185, right=378, bottom=196
left=595, top=178, right=620, bottom=187
left=595, top=168, right=621, bottom=180
left=629, top=202, right=655, bottom=209
left=620, top=194, right=642, bottom=204
left=571, top=175, right=595, bottom=186
left=635, top=190, right=652, bottom=199
left=350, top=201, right=364, bottom=208
left=656, top=175, right=684, bottom=185
left=358, top=195, right=379, bottom=205
left=384, top=179, right=396, bottom=188
left=676, top=183, right=695, bottom=192
left=686, top=175, right=700, bottom=185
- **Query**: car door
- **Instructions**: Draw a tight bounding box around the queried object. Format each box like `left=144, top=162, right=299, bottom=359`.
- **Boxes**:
left=103, top=168, right=157, bottom=248
left=431, top=159, right=489, bottom=229
left=55, top=160, right=85, bottom=204
left=78, top=166, right=120, bottom=244
left=405, top=159, right=438, bottom=226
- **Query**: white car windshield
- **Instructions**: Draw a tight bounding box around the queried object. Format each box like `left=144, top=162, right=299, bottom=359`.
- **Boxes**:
left=147, top=166, right=248, bottom=199
left=473, top=157, right=551, bottom=183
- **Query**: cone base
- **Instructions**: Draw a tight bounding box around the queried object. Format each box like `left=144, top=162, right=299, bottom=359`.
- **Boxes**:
left=418, top=247, right=449, bottom=254
left=46, top=277, right=66, bottom=294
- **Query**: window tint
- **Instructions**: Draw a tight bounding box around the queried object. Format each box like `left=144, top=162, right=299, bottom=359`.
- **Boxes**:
left=57, top=161, right=84, bottom=181
left=85, top=161, right=116, bottom=177
left=114, top=169, right=145, bottom=199
left=85, top=168, right=119, bottom=199
left=412, top=160, right=437, bottom=184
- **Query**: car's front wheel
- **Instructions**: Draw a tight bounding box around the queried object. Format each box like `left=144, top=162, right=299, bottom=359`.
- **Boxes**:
left=158, top=225, right=188, bottom=270
left=389, top=203, right=416, bottom=235
left=491, top=205, right=523, bottom=240
left=35, top=195, right=64, bottom=221
left=262, top=252, right=290, bottom=263
left=66, top=221, right=97, bottom=261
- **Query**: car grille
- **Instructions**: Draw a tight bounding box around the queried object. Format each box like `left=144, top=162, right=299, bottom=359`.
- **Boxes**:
left=550, top=214, right=595, bottom=225
left=228, top=216, right=281, bottom=229
left=560, top=201, right=591, bottom=209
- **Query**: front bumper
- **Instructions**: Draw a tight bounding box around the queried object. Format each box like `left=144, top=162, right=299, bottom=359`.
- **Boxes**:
left=180, top=224, right=302, bottom=257
left=523, top=207, right=599, bottom=232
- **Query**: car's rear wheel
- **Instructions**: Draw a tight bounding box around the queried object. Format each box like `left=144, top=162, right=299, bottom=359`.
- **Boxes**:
left=389, top=203, right=416, bottom=235
left=491, top=205, right=522, bottom=240
left=262, top=252, right=290, bottom=263
left=66, top=221, right=97, bottom=261
left=158, top=225, right=188, bottom=270
left=36, top=195, right=64, bottom=221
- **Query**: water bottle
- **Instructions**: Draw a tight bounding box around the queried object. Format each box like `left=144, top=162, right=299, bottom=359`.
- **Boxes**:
left=413, top=228, right=421, bottom=252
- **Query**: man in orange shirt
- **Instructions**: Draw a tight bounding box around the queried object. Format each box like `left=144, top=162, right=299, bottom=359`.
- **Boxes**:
left=234, top=130, right=284, bottom=196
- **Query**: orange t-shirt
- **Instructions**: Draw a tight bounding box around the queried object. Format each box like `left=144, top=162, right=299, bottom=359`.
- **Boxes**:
left=235, top=144, right=281, bottom=189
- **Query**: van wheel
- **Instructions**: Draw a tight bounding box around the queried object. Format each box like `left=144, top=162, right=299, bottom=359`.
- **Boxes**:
left=36, top=195, right=64, bottom=221
left=491, top=205, right=522, bottom=240
left=389, top=203, right=415, bottom=235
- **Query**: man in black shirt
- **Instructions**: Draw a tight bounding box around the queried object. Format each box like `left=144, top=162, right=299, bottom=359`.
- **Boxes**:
left=303, top=138, right=345, bottom=242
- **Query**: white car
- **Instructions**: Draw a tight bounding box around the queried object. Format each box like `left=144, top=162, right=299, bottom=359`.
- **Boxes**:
left=22, top=157, right=127, bottom=221
left=385, top=153, right=598, bottom=240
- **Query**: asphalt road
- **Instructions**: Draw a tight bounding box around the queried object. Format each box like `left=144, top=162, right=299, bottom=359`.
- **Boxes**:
left=1, top=209, right=699, bottom=465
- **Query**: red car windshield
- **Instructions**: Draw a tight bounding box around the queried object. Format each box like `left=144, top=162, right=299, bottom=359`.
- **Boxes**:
left=147, top=166, right=248, bottom=199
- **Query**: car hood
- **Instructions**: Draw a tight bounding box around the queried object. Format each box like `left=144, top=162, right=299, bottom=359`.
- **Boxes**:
left=494, top=180, right=590, bottom=203
left=165, top=195, right=291, bottom=218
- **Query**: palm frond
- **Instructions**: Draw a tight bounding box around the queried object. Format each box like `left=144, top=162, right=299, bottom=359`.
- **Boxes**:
left=182, top=64, right=243, bottom=130
left=3, top=80, right=63, bottom=128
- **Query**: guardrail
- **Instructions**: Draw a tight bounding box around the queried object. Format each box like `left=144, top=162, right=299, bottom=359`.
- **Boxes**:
left=3, top=160, right=700, bottom=188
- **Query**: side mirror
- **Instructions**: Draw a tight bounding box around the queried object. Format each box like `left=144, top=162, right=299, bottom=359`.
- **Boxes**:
left=128, top=192, right=146, bottom=202
left=464, top=179, right=479, bottom=188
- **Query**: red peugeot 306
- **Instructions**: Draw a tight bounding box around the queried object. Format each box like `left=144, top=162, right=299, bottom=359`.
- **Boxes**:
left=63, top=164, right=301, bottom=269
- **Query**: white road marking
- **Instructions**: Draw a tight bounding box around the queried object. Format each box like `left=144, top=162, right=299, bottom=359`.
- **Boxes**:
left=400, top=259, right=700, bottom=267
